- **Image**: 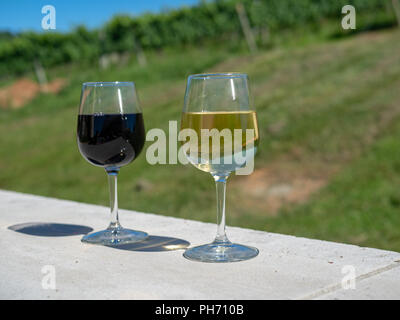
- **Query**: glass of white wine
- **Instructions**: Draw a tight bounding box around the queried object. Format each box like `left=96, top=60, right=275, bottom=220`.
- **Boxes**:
left=180, top=73, right=259, bottom=262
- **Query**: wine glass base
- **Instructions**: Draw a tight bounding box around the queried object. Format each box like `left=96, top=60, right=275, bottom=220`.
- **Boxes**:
left=81, top=228, right=148, bottom=246
left=183, top=241, right=259, bottom=263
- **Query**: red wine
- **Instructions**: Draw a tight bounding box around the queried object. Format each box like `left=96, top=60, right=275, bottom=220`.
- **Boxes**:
left=77, top=113, right=145, bottom=168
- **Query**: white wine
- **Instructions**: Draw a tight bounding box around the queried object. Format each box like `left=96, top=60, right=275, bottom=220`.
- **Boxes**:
left=181, top=73, right=260, bottom=262
left=180, top=111, right=259, bottom=173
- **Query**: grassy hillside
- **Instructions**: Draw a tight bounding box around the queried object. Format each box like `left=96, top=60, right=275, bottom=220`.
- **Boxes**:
left=1, top=28, right=400, bottom=251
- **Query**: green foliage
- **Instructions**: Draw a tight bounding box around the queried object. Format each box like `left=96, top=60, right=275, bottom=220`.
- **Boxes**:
left=0, top=26, right=100, bottom=75
left=0, top=0, right=390, bottom=77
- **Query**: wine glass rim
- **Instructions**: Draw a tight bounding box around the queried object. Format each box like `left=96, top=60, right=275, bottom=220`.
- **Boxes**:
left=189, top=73, right=248, bottom=80
left=82, top=81, right=135, bottom=87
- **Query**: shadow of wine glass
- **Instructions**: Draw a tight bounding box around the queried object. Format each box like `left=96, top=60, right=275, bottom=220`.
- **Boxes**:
left=8, top=223, right=189, bottom=252
left=8, top=222, right=93, bottom=237
left=106, top=235, right=190, bottom=252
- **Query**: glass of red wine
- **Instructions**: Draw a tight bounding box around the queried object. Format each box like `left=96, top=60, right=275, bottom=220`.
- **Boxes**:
left=77, top=82, right=148, bottom=245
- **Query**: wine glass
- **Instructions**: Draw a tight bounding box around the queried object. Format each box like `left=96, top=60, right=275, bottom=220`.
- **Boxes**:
left=77, top=81, right=148, bottom=245
left=180, top=73, right=259, bottom=262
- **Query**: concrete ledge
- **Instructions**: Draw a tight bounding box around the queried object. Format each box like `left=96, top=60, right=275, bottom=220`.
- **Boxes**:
left=0, top=189, right=399, bottom=299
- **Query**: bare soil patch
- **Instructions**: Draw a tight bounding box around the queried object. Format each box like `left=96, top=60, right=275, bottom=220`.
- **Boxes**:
left=0, top=78, right=67, bottom=109
left=232, top=159, right=339, bottom=216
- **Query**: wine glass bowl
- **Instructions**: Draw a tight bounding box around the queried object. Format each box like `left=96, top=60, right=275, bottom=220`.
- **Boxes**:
left=180, top=73, right=259, bottom=262
left=77, top=81, right=148, bottom=245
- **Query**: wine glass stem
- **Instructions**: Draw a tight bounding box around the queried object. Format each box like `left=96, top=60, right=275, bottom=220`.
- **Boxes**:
left=106, top=168, right=121, bottom=230
left=213, top=173, right=230, bottom=244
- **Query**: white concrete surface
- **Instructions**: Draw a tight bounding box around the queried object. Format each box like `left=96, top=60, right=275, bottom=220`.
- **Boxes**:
left=0, top=189, right=399, bottom=300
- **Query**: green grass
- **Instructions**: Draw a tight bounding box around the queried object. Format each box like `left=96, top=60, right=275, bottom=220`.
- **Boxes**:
left=1, top=28, right=400, bottom=252
left=249, top=119, right=400, bottom=251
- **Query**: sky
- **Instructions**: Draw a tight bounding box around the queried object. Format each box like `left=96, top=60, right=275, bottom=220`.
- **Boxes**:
left=0, top=0, right=200, bottom=33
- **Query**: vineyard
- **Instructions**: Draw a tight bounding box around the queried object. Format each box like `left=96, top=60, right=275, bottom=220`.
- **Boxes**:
left=1, top=0, right=400, bottom=252
left=0, top=0, right=393, bottom=76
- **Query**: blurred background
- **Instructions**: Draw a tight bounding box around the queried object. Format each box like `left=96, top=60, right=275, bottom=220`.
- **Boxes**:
left=1, top=0, right=400, bottom=251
